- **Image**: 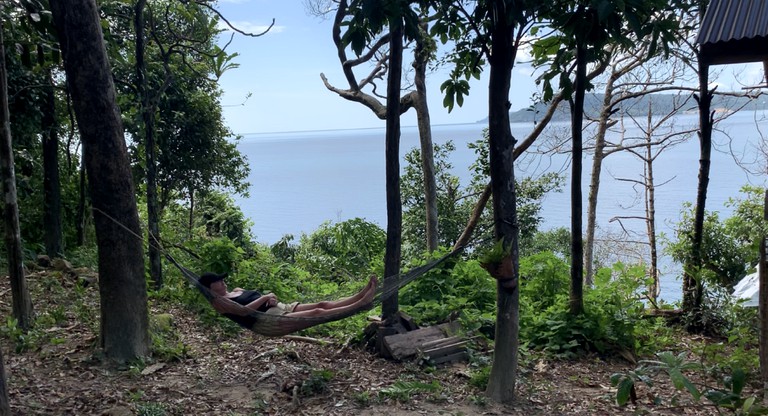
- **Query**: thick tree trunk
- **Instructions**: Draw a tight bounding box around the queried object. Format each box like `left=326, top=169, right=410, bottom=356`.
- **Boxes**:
left=50, top=0, right=150, bottom=362
left=135, top=0, right=163, bottom=289
left=413, top=23, right=438, bottom=253
left=584, top=78, right=616, bottom=286
left=0, top=24, right=33, bottom=330
left=569, top=42, right=587, bottom=316
left=381, top=19, right=403, bottom=322
left=684, top=58, right=712, bottom=314
left=42, top=68, right=63, bottom=258
left=485, top=7, right=520, bottom=403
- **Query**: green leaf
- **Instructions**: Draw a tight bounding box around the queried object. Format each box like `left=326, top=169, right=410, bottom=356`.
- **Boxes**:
left=743, top=396, right=756, bottom=413
left=616, top=377, right=634, bottom=406
left=731, top=367, right=746, bottom=395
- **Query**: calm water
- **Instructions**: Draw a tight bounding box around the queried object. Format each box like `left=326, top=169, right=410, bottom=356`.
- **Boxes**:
left=233, top=111, right=767, bottom=302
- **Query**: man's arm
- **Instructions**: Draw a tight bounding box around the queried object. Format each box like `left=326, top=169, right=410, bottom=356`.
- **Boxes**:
left=244, top=293, right=277, bottom=311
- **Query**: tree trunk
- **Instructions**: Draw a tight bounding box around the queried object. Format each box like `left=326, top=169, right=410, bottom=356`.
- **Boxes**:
left=135, top=0, right=163, bottom=289
left=485, top=5, right=520, bottom=403
left=584, top=76, right=616, bottom=286
left=645, top=134, right=660, bottom=303
left=0, top=23, right=33, bottom=331
left=76, top=157, right=87, bottom=246
left=0, top=346, right=9, bottom=415
left=50, top=0, right=150, bottom=362
left=684, top=58, right=712, bottom=314
left=41, top=66, right=63, bottom=258
left=569, top=41, right=587, bottom=316
left=381, top=18, right=403, bottom=323
left=413, top=21, right=438, bottom=253
left=759, top=190, right=767, bottom=395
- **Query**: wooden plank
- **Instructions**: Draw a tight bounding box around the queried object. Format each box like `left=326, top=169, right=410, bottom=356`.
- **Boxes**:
left=422, top=340, right=466, bottom=358
left=430, top=351, right=468, bottom=365
left=383, top=322, right=462, bottom=360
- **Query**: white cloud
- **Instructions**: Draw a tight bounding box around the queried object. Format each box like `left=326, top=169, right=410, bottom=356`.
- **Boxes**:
left=217, top=20, right=285, bottom=35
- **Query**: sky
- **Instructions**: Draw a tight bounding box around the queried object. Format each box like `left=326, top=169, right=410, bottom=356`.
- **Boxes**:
left=213, top=1, right=540, bottom=134
left=213, top=1, right=766, bottom=135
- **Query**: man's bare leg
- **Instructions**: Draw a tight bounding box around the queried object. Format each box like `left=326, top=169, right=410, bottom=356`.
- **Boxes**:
left=293, top=275, right=377, bottom=312
left=285, top=283, right=377, bottom=319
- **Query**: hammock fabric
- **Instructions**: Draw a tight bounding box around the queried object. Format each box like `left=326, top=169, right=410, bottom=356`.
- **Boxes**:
left=165, top=248, right=463, bottom=337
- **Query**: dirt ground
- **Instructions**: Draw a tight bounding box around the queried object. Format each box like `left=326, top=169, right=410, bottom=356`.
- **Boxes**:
left=0, top=268, right=746, bottom=415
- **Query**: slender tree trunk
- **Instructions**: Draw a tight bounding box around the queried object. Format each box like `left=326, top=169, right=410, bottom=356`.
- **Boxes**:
left=41, top=65, right=63, bottom=258
left=0, top=345, right=9, bottom=415
left=584, top=77, right=616, bottom=286
left=188, top=189, right=194, bottom=239
left=135, top=0, right=162, bottom=289
left=485, top=5, right=520, bottom=403
left=0, top=24, right=33, bottom=330
left=759, top=189, right=767, bottom=396
left=645, top=130, right=660, bottom=303
left=381, top=18, right=403, bottom=323
left=569, top=41, right=587, bottom=316
left=50, top=0, right=150, bottom=362
left=685, top=57, right=712, bottom=314
left=76, top=157, right=87, bottom=246
left=413, top=21, right=438, bottom=253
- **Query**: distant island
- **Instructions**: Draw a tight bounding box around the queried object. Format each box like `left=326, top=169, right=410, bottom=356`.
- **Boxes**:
left=477, top=93, right=768, bottom=124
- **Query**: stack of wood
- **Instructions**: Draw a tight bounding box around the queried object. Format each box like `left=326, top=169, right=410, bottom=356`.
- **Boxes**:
left=381, top=321, right=468, bottom=365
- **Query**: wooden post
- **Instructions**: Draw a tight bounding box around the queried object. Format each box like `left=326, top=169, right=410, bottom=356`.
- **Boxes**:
left=760, top=189, right=768, bottom=401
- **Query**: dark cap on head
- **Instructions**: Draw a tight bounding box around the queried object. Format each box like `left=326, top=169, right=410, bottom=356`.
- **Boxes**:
left=199, top=272, right=227, bottom=288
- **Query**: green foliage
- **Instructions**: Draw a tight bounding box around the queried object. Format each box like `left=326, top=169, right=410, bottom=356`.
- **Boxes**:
left=149, top=314, right=189, bottom=362
left=520, top=258, right=651, bottom=357
left=520, top=251, right=570, bottom=309
left=295, top=218, right=385, bottom=281
left=198, top=238, right=244, bottom=276
left=378, top=379, right=442, bottom=402
left=400, top=135, right=563, bottom=256
left=611, top=352, right=767, bottom=414
left=135, top=402, right=168, bottom=416
left=400, top=252, right=495, bottom=331
left=300, top=369, right=334, bottom=396
left=666, top=201, right=753, bottom=289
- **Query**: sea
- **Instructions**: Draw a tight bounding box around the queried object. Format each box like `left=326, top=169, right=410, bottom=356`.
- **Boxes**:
left=232, top=111, right=767, bottom=303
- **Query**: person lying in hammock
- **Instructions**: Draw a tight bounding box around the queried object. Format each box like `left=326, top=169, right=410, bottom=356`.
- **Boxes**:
left=198, top=272, right=378, bottom=325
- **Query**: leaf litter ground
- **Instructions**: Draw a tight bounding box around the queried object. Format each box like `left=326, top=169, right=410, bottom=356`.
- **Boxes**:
left=0, top=268, right=747, bottom=415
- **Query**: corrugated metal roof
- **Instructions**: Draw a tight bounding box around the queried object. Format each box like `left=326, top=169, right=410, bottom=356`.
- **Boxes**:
left=697, top=0, right=768, bottom=45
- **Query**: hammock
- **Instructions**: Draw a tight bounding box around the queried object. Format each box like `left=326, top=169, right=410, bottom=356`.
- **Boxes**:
left=165, top=247, right=464, bottom=337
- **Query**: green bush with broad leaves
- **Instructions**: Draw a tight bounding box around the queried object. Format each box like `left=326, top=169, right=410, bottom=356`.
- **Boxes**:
left=611, top=352, right=766, bottom=414
left=400, top=250, right=496, bottom=332
left=294, top=218, right=386, bottom=281
left=519, top=255, right=654, bottom=357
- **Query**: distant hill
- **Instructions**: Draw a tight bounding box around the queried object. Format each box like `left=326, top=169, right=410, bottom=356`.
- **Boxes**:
left=477, top=93, right=768, bottom=123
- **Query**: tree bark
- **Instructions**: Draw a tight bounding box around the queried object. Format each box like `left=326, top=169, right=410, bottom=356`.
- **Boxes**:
left=0, top=346, right=9, bottom=415
left=684, top=58, right=712, bottom=314
left=50, top=0, right=150, bottom=362
left=413, top=22, right=438, bottom=252
left=644, top=133, right=660, bottom=302
left=41, top=66, right=63, bottom=258
left=485, top=4, right=520, bottom=403
left=0, top=23, right=33, bottom=330
left=135, top=0, right=163, bottom=289
left=759, top=189, right=767, bottom=394
left=569, top=41, right=587, bottom=316
left=381, top=18, right=403, bottom=323
left=584, top=76, right=616, bottom=286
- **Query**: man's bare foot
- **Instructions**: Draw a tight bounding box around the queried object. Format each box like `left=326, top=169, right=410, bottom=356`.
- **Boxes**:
left=363, top=276, right=378, bottom=303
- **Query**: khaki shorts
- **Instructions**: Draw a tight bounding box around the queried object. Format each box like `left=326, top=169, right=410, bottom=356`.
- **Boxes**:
left=265, top=301, right=300, bottom=315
